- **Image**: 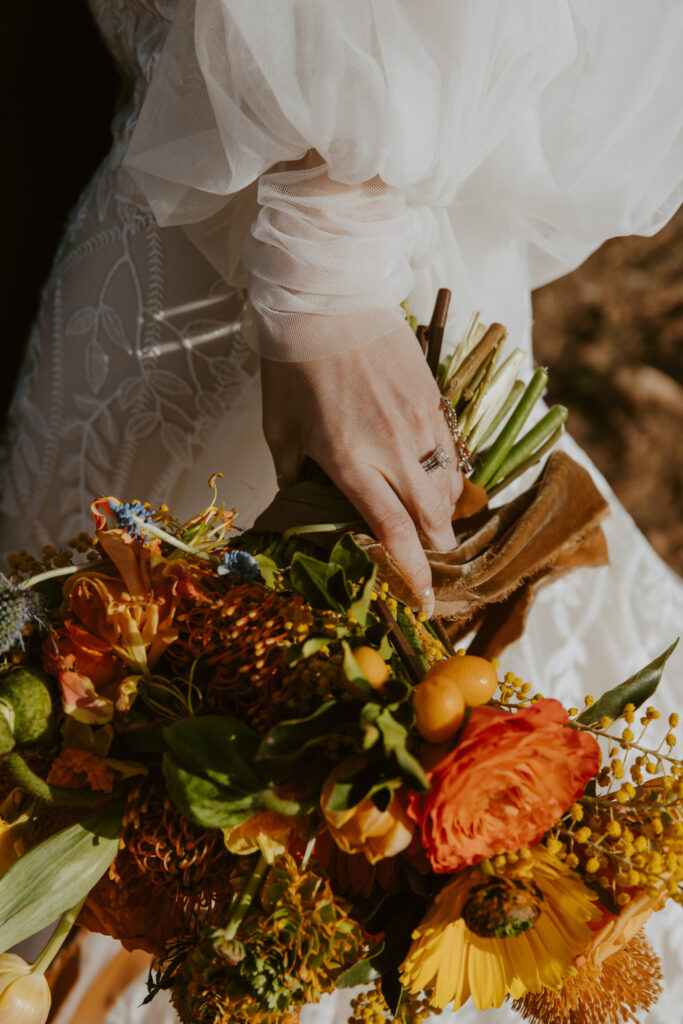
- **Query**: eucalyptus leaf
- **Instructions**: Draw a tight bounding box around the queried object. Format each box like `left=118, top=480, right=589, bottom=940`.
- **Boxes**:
left=0, top=802, right=123, bottom=952
left=577, top=640, right=679, bottom=726
left=258, top=701, right=360, bottom=760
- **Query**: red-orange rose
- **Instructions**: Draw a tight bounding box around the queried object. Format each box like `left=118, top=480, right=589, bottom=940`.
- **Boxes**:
left=407, top=699, right=600, bottom=873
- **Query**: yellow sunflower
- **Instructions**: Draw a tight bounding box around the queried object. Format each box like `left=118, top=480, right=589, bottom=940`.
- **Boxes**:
left=400, top=847, right=600, bottom=1011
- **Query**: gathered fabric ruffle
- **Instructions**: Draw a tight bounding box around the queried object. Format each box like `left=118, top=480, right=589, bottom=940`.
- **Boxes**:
left=124, top=0, right=683, bottom=357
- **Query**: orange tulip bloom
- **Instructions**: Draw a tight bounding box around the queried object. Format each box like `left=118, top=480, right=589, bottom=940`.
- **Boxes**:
left=321, top=757, right=414, bottom=864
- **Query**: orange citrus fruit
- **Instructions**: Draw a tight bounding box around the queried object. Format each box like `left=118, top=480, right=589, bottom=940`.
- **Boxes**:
left=413, top=672, right=466, bottom=744
left=441, top=655, right=498, bottom=706
left=412, top=655, right=498, bottom=744
left=342, top=646, right=390, bottom=698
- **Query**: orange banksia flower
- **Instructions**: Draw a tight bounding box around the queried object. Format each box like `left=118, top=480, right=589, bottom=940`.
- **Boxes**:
left=119, top=777, right=236, bottom=903
left=407, top=699, right=600, bottom=872
left=81, top=849, right=189, bottom=957
left=166, top=582, right=318, bottom=725
left=513, top=929, right=663, bottom=1024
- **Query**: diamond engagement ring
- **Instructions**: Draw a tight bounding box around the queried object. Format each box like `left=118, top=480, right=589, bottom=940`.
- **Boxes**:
left=420, top=445, right=452, bottom=473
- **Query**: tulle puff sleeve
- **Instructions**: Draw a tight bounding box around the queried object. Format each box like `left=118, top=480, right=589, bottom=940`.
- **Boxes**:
left=124, top=0, right=683, bottom=358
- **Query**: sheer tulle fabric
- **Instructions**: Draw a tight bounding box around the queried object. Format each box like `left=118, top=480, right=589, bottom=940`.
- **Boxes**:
left=125, top=0, right=683, bottom=358
left=241, top=162, right=412, bottom=359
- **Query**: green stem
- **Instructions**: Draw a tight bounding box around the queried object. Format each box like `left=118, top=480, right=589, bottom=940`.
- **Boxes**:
left=134, top=518, right=216, bottom=562
left=471, top=367, right=548, bottom=488
left=259, top=790, right=304, bottom=816
left=472, top=379, right=525, bottom=453
left=223, top=853, right=269, bottom=941
left=31, top=896, right=87, bottom=975
left=4, top=751, right=116, bottom=805
left=283, top=521, right=358, bottom=541
left=18, top=565, right=82, bottom=591
left=486, top=424, right=565, bottom=499
left=487, top=406, right=568, bottom=488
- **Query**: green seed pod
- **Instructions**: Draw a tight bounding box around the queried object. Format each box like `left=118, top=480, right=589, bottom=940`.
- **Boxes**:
left=0, top=711, right=14, bottom=755
left=0, top=668, right=55, bottom=747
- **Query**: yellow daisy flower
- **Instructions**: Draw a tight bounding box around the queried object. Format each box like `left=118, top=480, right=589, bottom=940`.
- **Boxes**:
left=400, top=847, right=600, bottom=1011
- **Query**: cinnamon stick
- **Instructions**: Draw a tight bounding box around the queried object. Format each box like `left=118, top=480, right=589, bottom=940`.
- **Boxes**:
left=445, top=322, right=507, bottom=403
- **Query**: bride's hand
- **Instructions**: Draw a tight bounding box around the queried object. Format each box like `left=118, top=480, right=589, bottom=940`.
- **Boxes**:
left=260, top=322, right=463, bottom=614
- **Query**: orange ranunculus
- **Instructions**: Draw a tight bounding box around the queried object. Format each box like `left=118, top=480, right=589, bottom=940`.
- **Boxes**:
left=321, top=757, right=415, bottom=864
left=407, top=699, right=600, bottom=873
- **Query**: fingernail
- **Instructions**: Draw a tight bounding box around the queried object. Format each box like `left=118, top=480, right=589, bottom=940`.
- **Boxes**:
left=420, top=587, right=435, bottom=618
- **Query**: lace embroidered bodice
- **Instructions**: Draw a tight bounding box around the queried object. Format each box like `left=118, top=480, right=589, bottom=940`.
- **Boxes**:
left=2, top=4, right=683, bottom=1023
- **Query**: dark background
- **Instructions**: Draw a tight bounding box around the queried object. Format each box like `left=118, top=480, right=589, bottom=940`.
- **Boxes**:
left=0, top=2, right=117, bottom=415
left=2, top=2, right=681, bottom=574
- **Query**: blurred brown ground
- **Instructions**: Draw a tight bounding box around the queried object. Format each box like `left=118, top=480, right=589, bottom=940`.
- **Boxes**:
left=532, top=207, right=683, bottom=577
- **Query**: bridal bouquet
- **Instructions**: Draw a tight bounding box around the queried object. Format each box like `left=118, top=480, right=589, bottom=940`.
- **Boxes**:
left=0, top=299, right=680, bottom=1024
left=0, top=480, right=679, bottom=1024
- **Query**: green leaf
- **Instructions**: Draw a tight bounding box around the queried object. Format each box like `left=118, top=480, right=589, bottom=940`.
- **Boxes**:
left=162, top=716, right=269, bottom=828
left=255, top=554, right=280, bottom=589
left=336, top=945, right=384, bottom=988
left=577, top=640, right=679, bottom=726
left=163, top=715, right=263, bottom=794
left=258, top=701, right=360, bottom=760
left=396, top=608, right=430, bottom=672
left=0, top=802, right=123, bottom=952
left=341, top=642, right=375, bottom=699
left=162, top=756, right=259, bottom=828
left=329, top=535, right=374, bottom=585
left=349, top=568, right=378, bottom=627
left=284, top=629, right=350, bottom=668
left=289, top=552, right=350, bottom=611
left=326, top=767, right=401, bottom=814
left=360, top=705, right=429, bottom=791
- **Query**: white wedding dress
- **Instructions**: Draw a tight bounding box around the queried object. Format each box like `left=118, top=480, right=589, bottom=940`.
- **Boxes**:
left=2, top=2, right=683, bottom=1022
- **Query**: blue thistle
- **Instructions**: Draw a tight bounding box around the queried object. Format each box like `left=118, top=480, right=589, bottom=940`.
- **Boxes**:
left=109, top=499, right=156, bottom=542
left=0, top=574, right=42, bottom=654
left=217, top=549, right=261, bottom=583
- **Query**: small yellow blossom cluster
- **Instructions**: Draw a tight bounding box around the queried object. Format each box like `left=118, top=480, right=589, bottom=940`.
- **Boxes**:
left=487, top=845, right=536, bottom=877
left=370, top=583, right=448, bottom=668
left=6, top=532, right=99, bottom=580
left=547, top=699, right=683, bottom=906
left=348, top=983, right=440, bottom=1024
left=494, top=670, right=538, bottom=707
